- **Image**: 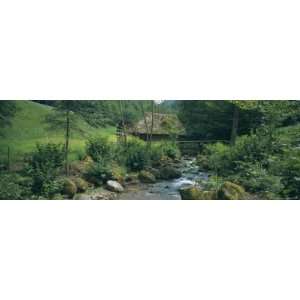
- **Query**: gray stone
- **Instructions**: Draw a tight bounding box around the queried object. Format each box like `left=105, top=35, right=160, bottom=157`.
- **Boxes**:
left=74, top=194, right=92, bottom=200
left=106, top=180, right=124, bottom=193
left=139, top=170, right=156, bottom=183
left=91, top=191, right=117, bottom=200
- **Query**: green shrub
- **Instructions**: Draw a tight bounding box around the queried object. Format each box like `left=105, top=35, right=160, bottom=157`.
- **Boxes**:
left=204, top=130, right=285, bottom=176
left=202, top=130, right=288, bottom=198
left=148, top=142, right=180, bottom=167
left=229, top=162, right=283, bottom=198
left=197, top=176, right=225, bottom=192
left=40, top=178, right=64, bottom=199
left=270, top=148, right=300, bottom=199
left=86, top=136, right=112, bottom=163
left=84, top=162, right=113, bottom=185
left=25, top=143, right=64, bottom=196
left=160, top=142, right=181, bottom=160
left=203, top=142, right=232, bottom=174
left=0, top=173, right=23, bottom=199
left=116, top=139, right=150, bottom=172
left=149, top=144, right=164, bottom=165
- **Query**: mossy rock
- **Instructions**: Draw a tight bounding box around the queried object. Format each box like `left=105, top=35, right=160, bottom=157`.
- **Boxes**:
left=158, top=155, right=174, bottom=167
left=147, top=168, right=161, bottom=179
left=111, top=163, right=126, bottom=184
left=196, top=154, right=209, bottom=170
left=70, top=156, right=94, bottom=175
left=217, top=181, right=246, bottom=200
left=201, top=191, right=217, bottom=200
left=73, top=177, right=89, bottom=193
left=74, top=193, right=92, bottom=200
left=159, top=166, right=182, bottom=180
left=125, top=173, right=139, bottom=184
left=139, top=171, right=156, bottom=183
left=180, top=186, right=217, bottom=200
left=83, top=155, right=94, bottom=165
left=63, top=179, right=77, bottom=198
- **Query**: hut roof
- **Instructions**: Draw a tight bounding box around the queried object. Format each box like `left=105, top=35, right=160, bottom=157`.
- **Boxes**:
left=130, top=113, right=185, bottom=135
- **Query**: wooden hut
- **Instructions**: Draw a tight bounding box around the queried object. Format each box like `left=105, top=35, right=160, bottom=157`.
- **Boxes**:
left=129, top=113, right=186, bottom=141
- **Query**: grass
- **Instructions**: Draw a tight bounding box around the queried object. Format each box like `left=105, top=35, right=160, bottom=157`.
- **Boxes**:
left=276, top=124, right=300, bottom=146
left=0, top=101, right=116, bottom=164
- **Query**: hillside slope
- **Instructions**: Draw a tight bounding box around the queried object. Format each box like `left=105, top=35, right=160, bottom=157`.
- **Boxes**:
left=0, top=101, right=115, bottom=163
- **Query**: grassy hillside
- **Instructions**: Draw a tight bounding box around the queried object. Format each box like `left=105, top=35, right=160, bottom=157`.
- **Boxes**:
left=0, top=101, right=116, bottom=164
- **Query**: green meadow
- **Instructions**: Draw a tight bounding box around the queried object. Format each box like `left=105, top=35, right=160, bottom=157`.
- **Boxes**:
left=0, top=101, right=116, bottom=164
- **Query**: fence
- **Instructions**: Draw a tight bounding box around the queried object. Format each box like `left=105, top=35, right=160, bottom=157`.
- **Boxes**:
left=0, top=146, right=10, bottom=171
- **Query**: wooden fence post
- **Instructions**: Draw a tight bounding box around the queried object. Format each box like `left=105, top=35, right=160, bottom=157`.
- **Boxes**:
left=7, top=146, right=10, bottom=171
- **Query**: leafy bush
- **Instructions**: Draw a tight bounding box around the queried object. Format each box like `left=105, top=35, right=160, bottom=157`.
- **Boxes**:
left=149, top=144, right=164, bottom=165
left=115, top=139, right=150, bottom=172
left=25, top=143, right=64, bottom=197
left=270, top=148, right=300, bottom=199
left=86, top=136, right=112, bottom=163
left=40, top=178, right=64, bottom=199
left=229, top=162, right=283, bottom=198
left=84, top=162, right=113, bottom=185
left=197, top=176, right=225, bottom=192
left=148, top=142, right=180, bottom=167
left=0, top=173, right=23, bottom=199
left=201, top=130, right=289, bottom=199
left=203, top=142, right=232, bottom=174
left=160, top=142, right=181, bottom=160
left=203, top=130, right=285, bottom=176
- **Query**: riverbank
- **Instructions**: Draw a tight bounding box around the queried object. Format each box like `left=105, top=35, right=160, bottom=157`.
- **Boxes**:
left=72, top=157, right=208, bottom=200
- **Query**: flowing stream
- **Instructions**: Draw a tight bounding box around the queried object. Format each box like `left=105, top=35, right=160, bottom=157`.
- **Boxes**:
left=118, top=157, right=209, bottom=200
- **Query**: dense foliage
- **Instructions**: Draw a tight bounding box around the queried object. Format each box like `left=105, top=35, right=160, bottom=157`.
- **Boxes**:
left=86, top=136, right=112, bottom=163
left=1, top=100, right=300, bottom=200
left=0, top=101, right=17, bottom=135
left=199, top=127, right=300, bottom=199
left=178, top=100, right=263, bottom=140
left=25, top=143, right=65, bottom=198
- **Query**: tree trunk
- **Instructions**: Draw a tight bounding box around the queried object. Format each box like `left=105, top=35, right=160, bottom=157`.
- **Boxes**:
left=139, top=102, right=150, bottom=142
left=65, top=109, right=70, bottom=175
left=230, top=105, right=239, bottom=145
left=149, top=101, right=154, bottom=148
left=118, top=101, right=127, bottom=144
left=7, top=146, right=10, bottom=172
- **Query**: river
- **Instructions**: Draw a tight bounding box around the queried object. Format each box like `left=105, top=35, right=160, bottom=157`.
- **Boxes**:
left=118, top=157, right=209, bottom=200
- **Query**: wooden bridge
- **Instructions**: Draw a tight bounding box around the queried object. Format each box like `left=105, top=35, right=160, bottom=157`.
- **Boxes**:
left=175, top=139, right=230, bottom=155
left=116, top=124, right=229, bottom=154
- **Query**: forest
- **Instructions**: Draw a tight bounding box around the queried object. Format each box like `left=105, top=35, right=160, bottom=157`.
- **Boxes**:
left=0, top=100, right=300, bottom=200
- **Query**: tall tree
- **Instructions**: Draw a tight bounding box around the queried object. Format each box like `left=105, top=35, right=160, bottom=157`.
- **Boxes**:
left=45, top=101, right=87, bottom=175
left=0, top=101, right=17, bottom=134
left=229, top=100, right=257, bottom=145
left=149, top=100, right=155, bottom=147
left=139, top=101, right=150, bottom=142
left=118, top=100, right=128, bottom=144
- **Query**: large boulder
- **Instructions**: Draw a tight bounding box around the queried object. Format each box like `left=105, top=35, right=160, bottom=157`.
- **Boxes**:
left=196, top=154, right=209, bottom=170
left=74, top=194, right=92, bottom=200
left=106, top=180, right=124, bottom=193
left=63, top=179, right=77, bottom=198
left=139, top=170, right=156, bottom=183
left=111, top=163, right=126, bottom=184
left=160, top=166, right=182, bottom=180
left=70, top=156, right=94, bottom=175
left=73, top=177, right=89, bottom=192
left=146, top=168, right=161, bottom=179
left=91, top=190, right=117, bottom=200
left=179, top=186, right=217, bottom=200
left=125, top=173, right=139, bottom=184
left=217, top=181, right=246, bottom=200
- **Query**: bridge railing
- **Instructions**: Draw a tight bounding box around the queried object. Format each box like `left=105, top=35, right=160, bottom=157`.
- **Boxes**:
left=176, top=140, right=230, bottom=144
